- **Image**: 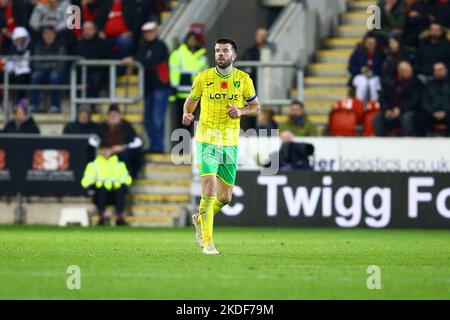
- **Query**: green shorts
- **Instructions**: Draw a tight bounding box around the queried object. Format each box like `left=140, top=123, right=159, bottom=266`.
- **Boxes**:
left=196, top=142, right=238, bottom=186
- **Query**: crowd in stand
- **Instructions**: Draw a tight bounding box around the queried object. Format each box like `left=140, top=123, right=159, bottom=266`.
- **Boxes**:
left=348, top=0, right=450, bottom=136
left=0, top=0, right=169, bottom=113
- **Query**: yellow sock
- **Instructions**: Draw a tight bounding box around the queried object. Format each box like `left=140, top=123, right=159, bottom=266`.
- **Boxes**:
left=213, top=198, right=226, bottom=215
left=199, top=195, right=215, bottom=247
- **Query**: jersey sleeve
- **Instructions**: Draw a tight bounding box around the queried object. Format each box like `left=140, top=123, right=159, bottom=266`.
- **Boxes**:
left=243, top=76, right=257, bottom=103
left=190, top=72, right=203, bottom=101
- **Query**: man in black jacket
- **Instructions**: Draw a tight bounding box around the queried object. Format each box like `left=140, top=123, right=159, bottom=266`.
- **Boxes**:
left=96, top=104, right=143, bottom=178
left=124, top=21, right=169, bottom=153
left=95, top=0, right=139, bottom=59
left=416, top=23, right=450, bottom=81
left=422, top=62, right=450, bottom=136
left=30, top=26, right=66, bottom=113
left=63, top=105, right=99, bottom=162
left=75, top=21, right=111, bottom=99
left=2, top=99, right=40, bottom=134
left=63, top=105, right=98, bottom=135
left=373, top=61, right=424, bottom=136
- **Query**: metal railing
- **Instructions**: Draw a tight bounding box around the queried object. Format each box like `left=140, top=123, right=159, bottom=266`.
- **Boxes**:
left=1, top=55, right=83, bottom=122
left=234, top=60, right=304, bottom=110
left=0, top=56, right=144, bottom=122
left=69, top=59, right=144, bottom=120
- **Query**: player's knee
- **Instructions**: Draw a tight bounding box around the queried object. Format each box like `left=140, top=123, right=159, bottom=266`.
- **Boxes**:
left=218, top=194, right=232, bottom=205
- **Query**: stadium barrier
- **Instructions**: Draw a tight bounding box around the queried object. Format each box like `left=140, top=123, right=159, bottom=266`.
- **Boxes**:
left=211, top=171, right=450, bottom=229
left=0, top=134, right=92, bottom=197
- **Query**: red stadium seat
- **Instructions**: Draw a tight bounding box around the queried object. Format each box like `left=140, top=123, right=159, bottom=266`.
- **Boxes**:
left=362, top=101, right=381, bottom=136
left=328, top=108, right=359, bottom=136
left=432, top=123, right=448, bottom=136
left=334, top=97, right=364, bottom=124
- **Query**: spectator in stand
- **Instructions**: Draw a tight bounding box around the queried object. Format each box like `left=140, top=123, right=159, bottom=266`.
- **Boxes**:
left=2, top=99, right=40, bottom=134
left=422, top=62, right=450, bottom=136
left=373, top=61, right=424, bottom=136
left=256, top=108, right=278, bottom=136
left=374, top=0, right=407, bottom=45
left=263, top=130, right=315, bottom=171
left=416, top=22, right=450, bottom=82
left=5, top=26, right=32, bottom=100
left=402, top=0, right=433, bottom=48
left=63, top=105, right=99, bottom=161
left=29, top=0, right=71, bottom=34
left=96, top=0, right=139, bottom=59
left=169, top=31, right=208, bottom=140
left=96, top=104, right=143, bottom=178
left=428, top=0, right=450, bottom=29
left=348, top=33, right=384, bottom=103
left=0, top=0, right=27, bottom=46
left=30, top=26, right=66, bottom=113
left=242, top=28, right=276, bottom=85
left=241, top=28, right=276, bottom=130
left=74, top=21, right=111, bottom=100
left=63, top=105, right=98, bottom=135
left=280, top=100, right=317, bottom=137
left=125, top=21, right=169, bottom=154
left=81, top=140, right=132, bottom=226
left=381, top=34, right=415, bottom=88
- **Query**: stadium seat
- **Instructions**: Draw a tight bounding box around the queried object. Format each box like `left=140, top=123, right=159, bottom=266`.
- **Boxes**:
left=334, top=97, right=364, bottom=124
left=432, top=123, right=448, bottom=136
left=328, top=104, right=359, bottom=136
left=362, top=101, right=381, bottom=136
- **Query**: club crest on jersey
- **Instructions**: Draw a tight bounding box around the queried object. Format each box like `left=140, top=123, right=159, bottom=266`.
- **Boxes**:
left=233, top=81, right=240, bottom=88
left=221, top=82, right=228, bottom=89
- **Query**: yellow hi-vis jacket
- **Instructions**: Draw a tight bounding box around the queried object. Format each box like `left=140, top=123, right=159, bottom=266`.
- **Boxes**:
left=81, top=155, right=132, bottom=191
left=169, top=43, right=208, bottom=102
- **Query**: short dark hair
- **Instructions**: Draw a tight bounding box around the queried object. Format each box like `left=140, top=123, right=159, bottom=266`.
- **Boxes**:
left=291, top=100, right=304, bottom=108
left=215, top=37, right=237, bottom=52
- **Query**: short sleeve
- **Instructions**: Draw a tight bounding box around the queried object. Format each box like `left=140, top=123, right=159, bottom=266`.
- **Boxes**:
left=190, top=72, right=203, bottom=101
left=243, top=76, right=257, bottom=103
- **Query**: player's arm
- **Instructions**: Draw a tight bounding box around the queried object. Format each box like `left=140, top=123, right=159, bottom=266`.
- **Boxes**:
left=242, top=98, right=261, bottom=117
left=228, top=76, right=260, bottom=118
left=182, top=73, right=202, bottom=126
left=182, top=96, right=199, bottom=126
left=227, top=98, right=260, bottom=119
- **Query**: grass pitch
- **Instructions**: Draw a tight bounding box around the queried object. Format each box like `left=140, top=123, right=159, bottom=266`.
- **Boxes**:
left=0, top=226, right=449, bottom=299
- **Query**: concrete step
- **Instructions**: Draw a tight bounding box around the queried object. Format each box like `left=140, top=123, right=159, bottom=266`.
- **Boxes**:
left=116, top=87, right=139, bottom=97
left=348, top=1, right=377, bottom=12
left=307, top=63, right=349, bottom=77
left=341, top=12, right=371, bottom=25
left=130, top=178, right=191, bottom=195
left=323, top=37, right=360, bottom=50
left=130, top=184, right=190, bottom=195
left=128, top=194, right=190, bottom=203
left=138, top=168, right=192, bottom=180
left=316, top=49, right=352, bottom=63
left=145, top=153, right=192, bottom=164
left=130, top=204, right=185, bottom=215
left=133, top=179, right=191, bottom=187
left=304, top=100, right=334, bottom=112
left=0, top=113, right=70, bottom=124
left=304, top=88, right=348, bottom=101
left=305, top=76, right=349, bottom=88
left=91, top=113, right=143, bottom=124
left=334, top=24, right=368, bottom=38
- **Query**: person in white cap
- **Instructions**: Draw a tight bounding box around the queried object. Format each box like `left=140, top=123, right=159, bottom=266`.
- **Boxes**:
left=124, top=22, right=170, bottom=153
left=5, top=26, right=32, bottom=100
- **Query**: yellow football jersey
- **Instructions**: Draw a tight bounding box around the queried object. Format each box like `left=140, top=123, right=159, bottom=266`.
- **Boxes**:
left=190, top=67, right=257, bottom=146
